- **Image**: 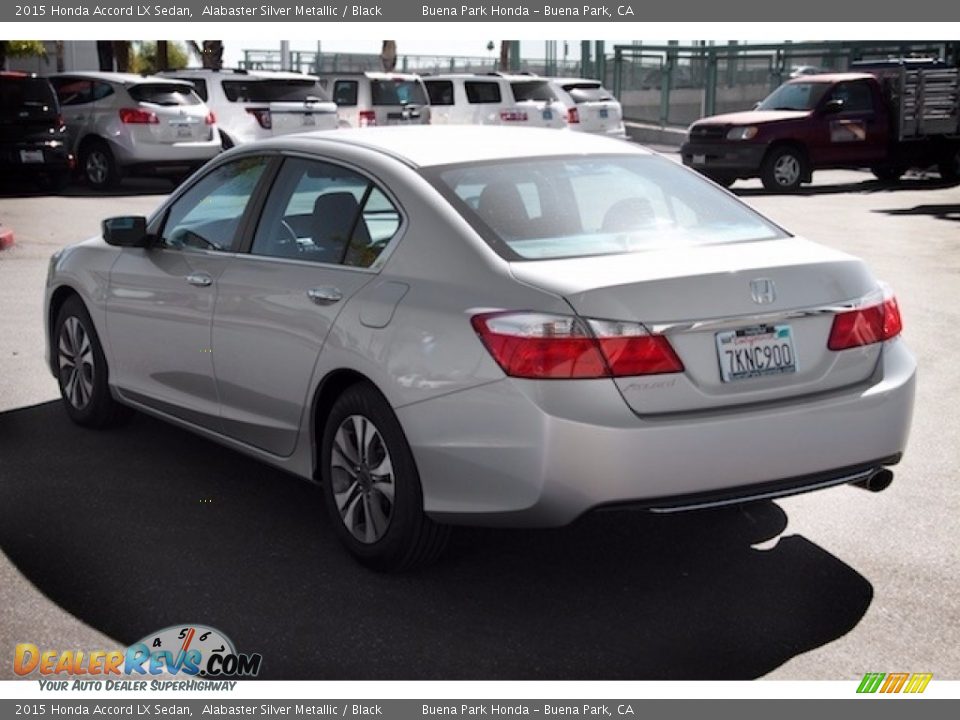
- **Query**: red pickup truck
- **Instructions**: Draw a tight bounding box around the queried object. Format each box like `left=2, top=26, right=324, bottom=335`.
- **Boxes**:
left=682, top=61, right=960, bottom=191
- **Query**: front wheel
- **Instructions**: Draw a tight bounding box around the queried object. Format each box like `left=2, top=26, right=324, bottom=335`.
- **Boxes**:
left=761, top=146, right=806, bottom=192
left=54, top=295, right=131, bottom=427
left=321, top=383, right=449, bottom=571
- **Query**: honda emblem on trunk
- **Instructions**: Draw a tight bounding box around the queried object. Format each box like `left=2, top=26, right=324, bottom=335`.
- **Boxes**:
left=750, top=278, right=776, bottom=305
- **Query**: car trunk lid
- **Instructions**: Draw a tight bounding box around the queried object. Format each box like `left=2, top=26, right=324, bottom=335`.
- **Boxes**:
left=126, top=82, right=213, bottom=145
left=269, top=98, right=339, bottom=135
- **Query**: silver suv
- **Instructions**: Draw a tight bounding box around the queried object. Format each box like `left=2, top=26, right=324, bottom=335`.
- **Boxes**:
left=49, top=72, right=222, bottom=189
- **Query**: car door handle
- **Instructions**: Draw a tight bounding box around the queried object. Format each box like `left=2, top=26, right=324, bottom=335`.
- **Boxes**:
left=186, top=273, right=213, bottom=287
left=307, top=286, right=343, bottom=305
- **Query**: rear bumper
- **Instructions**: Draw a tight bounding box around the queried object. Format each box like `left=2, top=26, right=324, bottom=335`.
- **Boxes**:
left=681, top=141, right=767, bottom=175
left=0, top=140, right=72, bottom=174
left=398, top=339, right=916, bottom=527
left=109, top=137, right=221, bottom=168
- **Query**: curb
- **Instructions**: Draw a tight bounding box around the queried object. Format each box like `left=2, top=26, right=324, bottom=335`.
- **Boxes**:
left=0, top=226, right=14, bottom=251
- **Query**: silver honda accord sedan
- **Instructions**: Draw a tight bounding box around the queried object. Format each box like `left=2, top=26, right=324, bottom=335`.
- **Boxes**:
left=44, top=126, right=916, bottom=570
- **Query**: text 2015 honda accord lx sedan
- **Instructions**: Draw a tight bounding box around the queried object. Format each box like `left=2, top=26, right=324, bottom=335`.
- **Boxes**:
left=44, top=126, right=916, bottom=569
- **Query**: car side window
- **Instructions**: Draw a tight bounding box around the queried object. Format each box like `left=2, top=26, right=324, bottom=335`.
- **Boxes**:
left=425, top=81, right=454, bottom=106
left=51, top=78, right=93, bottom=107
left=333, top=80, right=358, bottom=106
left=465, top=81, right=502, bottom=104
left=160, top=156, right=269, bottom=253
left=251, top=157, right=400, bottom=268
left=92, top=82, right=114, bottom=101
left=830, top=81, right=873, bottom=113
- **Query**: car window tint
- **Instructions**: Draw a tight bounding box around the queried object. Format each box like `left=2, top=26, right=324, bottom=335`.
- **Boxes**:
left=251, top=158, right=400, bottom=268
left=181, top=78, right=208, bottom=101
left=92, top=82, right=114, bottom=101
left=0, top=77, right=58, bottom=120
left=429, top=155, right=786, bottom=261
left=371, top=80, right=426, bottom=106
left=333, top=80, right=358, bottom=106
left=830, top=81, right=873, bottom=113
left=425, top=81, right=454, bottom=106
left=51, top=78, right=93, bottom=107
left=129, top=83, right=201, bottom=106
left=510, top=81, right=555, bottom=102
left=464, top=81, right=501, bottom=104
left=160, top=157, right=268, bottom=252
left=221, top=79, right=325, bottom=103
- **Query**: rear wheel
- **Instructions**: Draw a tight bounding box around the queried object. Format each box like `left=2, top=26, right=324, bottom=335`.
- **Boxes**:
left=871, top=165, right=904, bottom=183
left=80, top=140, right=119, bottom=190
left=938, top=146, right=960, bottom=182
left=761, top=146, right=806, bottom=192
left=321, top=383, right=449, bottom=571
left=54, top=295, right=131, bottom=427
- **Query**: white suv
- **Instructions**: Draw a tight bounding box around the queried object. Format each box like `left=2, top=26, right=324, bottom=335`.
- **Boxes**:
left=316, top=72, right=431, bottom=128
left=158, top=69, right=338, bottom=147
left=548, top=78, right=627, bottom=138
left=424, top=73, right=568, bottom=129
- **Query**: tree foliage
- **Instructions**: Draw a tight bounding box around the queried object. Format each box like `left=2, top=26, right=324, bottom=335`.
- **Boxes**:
left=129, top=41, right=189, bottom=74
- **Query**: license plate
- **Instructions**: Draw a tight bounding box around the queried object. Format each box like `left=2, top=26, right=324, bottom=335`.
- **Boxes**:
left=302, top=114, right=316, bottom=126
left=599, top=108, right=609, bottom=119
left=542, top=109, right=553, bottom=120
left=174, top=124, right=192, bottom=138
left=716, top=324, right=797, bottom=382
left=19, top=150, right=43, bottom=164
left=692, top=154, right=706, bottom=165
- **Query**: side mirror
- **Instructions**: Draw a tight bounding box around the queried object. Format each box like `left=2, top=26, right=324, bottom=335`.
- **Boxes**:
left=102, top=216, right=150, bottom=247
left=822, top=98, right=844, bottom=114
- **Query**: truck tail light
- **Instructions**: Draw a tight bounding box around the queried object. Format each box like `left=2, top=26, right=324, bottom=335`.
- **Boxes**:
left=245, top=108, right=271, bottom=129
left=828, top=296, right=902, bottom=351
left=471, top=312, right=684, bottom=379
left=118, top=108, right=158, bottom=124
left=567, top=107, right=580, bottom=124
left=204, top=111, right=216, bottom=125
left=359, top=110, right=377, bottom=127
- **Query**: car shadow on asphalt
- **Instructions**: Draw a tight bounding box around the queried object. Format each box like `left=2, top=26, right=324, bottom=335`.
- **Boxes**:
left=0, top=178, right=174, bottom=199
left=0, top=401, right=873, bottom=680
left=734, top=175, right=958, bottom=197
left=874, top=204, right=960, bottom=223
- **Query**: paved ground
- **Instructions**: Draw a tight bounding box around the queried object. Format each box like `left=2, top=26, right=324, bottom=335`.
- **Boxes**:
left=0, top=165, right=958, bottom=680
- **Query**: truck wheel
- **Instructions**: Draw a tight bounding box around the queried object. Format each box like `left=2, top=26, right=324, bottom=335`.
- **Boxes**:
left=938, top=147, right=960, bottom=182
left=761, top=146, right=806, bottom=192
left=871, top=166, right=904, bottom=183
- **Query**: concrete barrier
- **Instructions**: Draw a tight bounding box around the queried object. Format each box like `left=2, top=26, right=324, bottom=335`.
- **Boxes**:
left=625, top=121, right=688, bottom=148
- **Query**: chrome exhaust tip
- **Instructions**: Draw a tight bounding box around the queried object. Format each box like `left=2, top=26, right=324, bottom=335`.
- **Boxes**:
left=854, top=468, right=894, bottom=493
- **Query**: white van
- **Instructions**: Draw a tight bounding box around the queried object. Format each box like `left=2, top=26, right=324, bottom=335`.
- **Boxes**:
left=424, top=73, right=568, bottom=129
left=158, top=69, right=338, bottom=147
left=316, top=72, right=431, bottom=128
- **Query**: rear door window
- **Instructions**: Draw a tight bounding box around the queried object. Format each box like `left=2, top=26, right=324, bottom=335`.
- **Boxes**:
left=425, top=81, right=454, bottom=106
left=371, top=79, right=426, bottom=106
left=0, top=77, right=58, bottom=117
left=222, top=79, right=325, bottom=103
left=510, top=81, right=556, bottom=102
left=564, top=84, right=614, bottom=103
left=465, top=81, right=502, bottom=104
left=333, top=80, right=358, bottom=106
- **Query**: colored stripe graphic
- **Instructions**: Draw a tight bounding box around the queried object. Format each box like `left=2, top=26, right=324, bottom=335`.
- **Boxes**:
left=857, top=672, right=933, bottom=694
left=904, top=673, right=933, bottom=694
left=881, top=672, right=909, bottom=693
left=857, top=673, right=886, bottom=693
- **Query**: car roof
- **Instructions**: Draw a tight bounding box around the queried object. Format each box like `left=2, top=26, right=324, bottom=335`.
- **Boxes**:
left=787, top=72, right=875, bottom=84
left=269, top=126, right=649, bottom=168
left=314, top=71, right=422, bottom=81
left=160, top=69, right=319, bottom=81
left=549, top=77, right=604, bottom=85
left=49, top=71, right=194, bottom=87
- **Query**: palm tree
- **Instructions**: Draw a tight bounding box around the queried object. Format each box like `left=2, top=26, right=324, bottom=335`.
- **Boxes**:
left=187, top=41, right=224, bottom=70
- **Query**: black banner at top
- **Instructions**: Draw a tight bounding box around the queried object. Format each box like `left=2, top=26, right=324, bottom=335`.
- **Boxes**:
left=4, top=0, right=959, bottom=22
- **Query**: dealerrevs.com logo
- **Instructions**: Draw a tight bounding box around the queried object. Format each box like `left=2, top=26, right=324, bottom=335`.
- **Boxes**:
left=857, top=672, right=933, bottom=694
left=15, top=625, right=262, bottom=690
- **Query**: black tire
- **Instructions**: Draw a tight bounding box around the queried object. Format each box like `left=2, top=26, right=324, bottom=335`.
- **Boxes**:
left=702, top=171, right=735, bottom=188
left=761, top=145, right=807, bottom=192
left=871, top=165, right=904, bottom=183
left=938, top=146, right=960, bottom=182
left=80, top=139, right=120, bottom=190
left=321, top=382, right=449, bottom=571
left=54, top=295, right=132, bottom=428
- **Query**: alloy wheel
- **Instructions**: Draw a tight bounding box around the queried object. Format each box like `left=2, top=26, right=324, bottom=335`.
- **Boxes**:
left=330, top=414, right=396, bottom=544
left=773, top=154, right=801, bottom=186
left=85, top=151, right=109, bottom=186
left=58, top=316, right=95, bottom=409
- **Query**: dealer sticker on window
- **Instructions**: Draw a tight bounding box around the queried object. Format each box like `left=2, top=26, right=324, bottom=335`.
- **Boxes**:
left=716, top=324, right=797, bottom=382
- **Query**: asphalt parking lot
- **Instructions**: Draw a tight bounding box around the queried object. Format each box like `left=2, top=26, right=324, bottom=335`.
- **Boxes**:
left=0, top=160, right=958, bottom=680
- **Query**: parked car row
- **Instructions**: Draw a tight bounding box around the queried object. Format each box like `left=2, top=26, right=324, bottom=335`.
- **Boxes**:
left=1, top=68, right=626, bottom=192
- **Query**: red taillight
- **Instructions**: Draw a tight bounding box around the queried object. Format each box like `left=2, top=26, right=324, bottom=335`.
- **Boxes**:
left=246, top=108, right=271, bottom=129
left=358, top=110, right=377, bottom=127
left=567, top=107, right=580, bottom=124
left=828, top=296, right=902, bottom=351
left=499, top=110, right=529, bottom=122
left=118, top=108, right=158, bottom=124
left=471, top=312, right=684, bottom=379
left=204, top=111, right=216, bottom=125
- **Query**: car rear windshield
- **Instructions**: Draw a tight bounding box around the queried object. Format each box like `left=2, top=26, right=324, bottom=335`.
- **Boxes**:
left=563, top=83, right=615, bottom=103
left=757, top=81, right=830, bottom=111
left=371, top=79, right=426, bottom=106
left=221, top=79, right=327, bottom=103
left=128, top=83, right=201, bottom=106
left=425, top=154, right=787, bottom=261
left=510, top=81, right=556, bottom=102
left=0, top=77, right=58, bottom=115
